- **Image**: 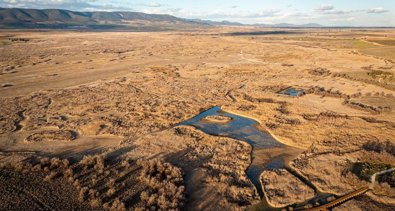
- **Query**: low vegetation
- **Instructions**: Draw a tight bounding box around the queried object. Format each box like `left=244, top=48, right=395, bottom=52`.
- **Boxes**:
left=308, top=67, right=331, bottom=76
left=363, top=140, right=395, bottom=156
left=367, top=70, right=394, bottom=81
left=137, top=159, right=185, bottom=210
left=350, top=162, right=395, bottom=187
left=25, top=130, right=77, bottom=142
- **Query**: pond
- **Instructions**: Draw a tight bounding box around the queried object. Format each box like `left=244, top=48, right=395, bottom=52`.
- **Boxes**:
left=178, top=106, right=293, bottom=196
left=278, top=87, right=305, bottom=97
left=179, top=106, right=283, bottom=148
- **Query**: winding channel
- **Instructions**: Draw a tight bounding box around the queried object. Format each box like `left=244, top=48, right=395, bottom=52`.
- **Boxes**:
left=178, top=106, right=306, bottom=200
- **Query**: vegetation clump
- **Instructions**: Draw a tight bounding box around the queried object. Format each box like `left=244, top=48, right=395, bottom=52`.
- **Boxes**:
left=25, top=130, right=77, bottom=142
left=351, top=162, right=395, bottom=187
left=363, top=140, right=395, bottom=156
left=367, top=70, right=394, bottom=81
left=137, top=159, right=185, bottom=210
left=309, top=67, right=331, bottom=76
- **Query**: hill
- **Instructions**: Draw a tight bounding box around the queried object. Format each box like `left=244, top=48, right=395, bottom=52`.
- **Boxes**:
left=0, top=8, right=207, bottom=30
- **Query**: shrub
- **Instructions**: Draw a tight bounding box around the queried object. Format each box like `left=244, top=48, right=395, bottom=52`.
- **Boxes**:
left=363, top=140, right=395, bottom=156
left=110, top=198, right=126, bottom=211
left=350, top=162, right=395, bottom=187
left=90, top=198, right=102, bottom=208
left=79, top=187, right=89, bottom=202
left=137, top=159, right=185, bottom=210
left=106, top=187, right=116, bottom=197
left=44, top=171, right=58, bottom=181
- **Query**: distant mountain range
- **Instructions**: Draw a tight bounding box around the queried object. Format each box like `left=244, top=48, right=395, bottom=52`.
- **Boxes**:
left=0, top=7, right=324, bottom=30
left=193, top=19, right=323, bottom=28
left=0, top=8, right=206, bottom=30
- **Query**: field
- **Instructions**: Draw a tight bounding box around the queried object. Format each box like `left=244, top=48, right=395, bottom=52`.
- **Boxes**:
left=0, top=27, right=395, bottom=210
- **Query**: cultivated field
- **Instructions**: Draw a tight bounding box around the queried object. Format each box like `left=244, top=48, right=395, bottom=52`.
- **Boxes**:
left=0, top=27, right=394, bottom=210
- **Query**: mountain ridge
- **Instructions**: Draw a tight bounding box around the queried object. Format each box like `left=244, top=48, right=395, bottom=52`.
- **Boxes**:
left=0, top=7, right=206, bottom=30
left=0, top=7, right=326, bottom=30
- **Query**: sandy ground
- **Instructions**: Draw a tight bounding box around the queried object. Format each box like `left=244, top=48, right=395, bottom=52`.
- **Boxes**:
left=0, top=27, right=395, bottom=210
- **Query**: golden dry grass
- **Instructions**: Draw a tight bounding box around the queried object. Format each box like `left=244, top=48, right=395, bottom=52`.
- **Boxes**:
left=0, top=27, right=395, bottom=210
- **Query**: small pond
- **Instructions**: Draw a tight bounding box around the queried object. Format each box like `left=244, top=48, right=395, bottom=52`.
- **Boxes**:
left=179, top=106, right=283, bottom=148
left=278, top=87, right=305, bottom=97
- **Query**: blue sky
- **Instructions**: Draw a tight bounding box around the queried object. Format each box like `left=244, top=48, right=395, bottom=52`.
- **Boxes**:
left=0, top=0, right=394, bottom=26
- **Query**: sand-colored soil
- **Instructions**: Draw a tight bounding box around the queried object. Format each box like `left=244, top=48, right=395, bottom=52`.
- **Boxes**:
left=0, top=28, right=395, bottom=210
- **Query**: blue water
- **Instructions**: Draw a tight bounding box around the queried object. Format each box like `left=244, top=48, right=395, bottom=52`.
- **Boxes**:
left=178, top=106, right=285, bottom=197
left=178, top=106, right=283, bottom=148
left=178, top=107, right=337, bottom=210
left=280, top=88, right=305, bottom=97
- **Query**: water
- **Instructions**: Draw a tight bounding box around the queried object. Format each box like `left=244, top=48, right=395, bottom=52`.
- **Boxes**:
left=178, top=106, right=286, bottom=197
left=279, top=87, right=305, bottom=97
left=179, top=106, right=283, bottom=148
left=179, top=106, right=337, bottom=210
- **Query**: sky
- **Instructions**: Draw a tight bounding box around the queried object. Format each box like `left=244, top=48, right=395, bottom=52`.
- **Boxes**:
left=0, top=0, right=394, bottom=26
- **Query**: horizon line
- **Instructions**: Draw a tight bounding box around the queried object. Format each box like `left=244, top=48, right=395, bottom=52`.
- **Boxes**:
left=1, top=7, right=394, bottom=28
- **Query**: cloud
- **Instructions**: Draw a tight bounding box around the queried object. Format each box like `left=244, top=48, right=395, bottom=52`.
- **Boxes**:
left=142, top=2, right=163, bottom=8
left=367, top=7, right=388, bottom=14
left=192, top=10, right=282, bottom=19
left=330, top=16, right=355, bottom=22
left=315, top=5, right=360, bottom=15
left=321, top=10, right=353, bottom=15
left=316, top=5, right=334, bottom=12
left=0, top=0, right=134, bottom=11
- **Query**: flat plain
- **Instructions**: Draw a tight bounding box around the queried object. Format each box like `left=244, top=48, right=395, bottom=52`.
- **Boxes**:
left=0, top=27, right=394, bottom=210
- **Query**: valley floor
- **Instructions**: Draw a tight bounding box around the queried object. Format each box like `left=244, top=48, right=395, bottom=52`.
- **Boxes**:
left=0, top=27, right=394, bottom=210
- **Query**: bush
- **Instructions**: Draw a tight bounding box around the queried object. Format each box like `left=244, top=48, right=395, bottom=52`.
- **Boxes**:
left=110, top=198, right=126, bottom=211
left=363, top=140, right=395, bottom=156
left=137, top=159, right=185, bottom=210
left=44, top=171, right=58, bottom=181
left=351, top=162, right=395, bottom=187
left=90, top=198, right=102, bottom=208
left=79, top=187, right=89, bottom=202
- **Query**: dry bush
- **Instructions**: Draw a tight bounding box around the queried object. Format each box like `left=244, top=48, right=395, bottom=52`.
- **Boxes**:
left=276, top=103, right=289, bottom=114
left=309, top=67, right=331, bottom=76
left=333, top=72, right=395, bottom=91
left=121, top=159, right=130, bottom=168
left=49, top=157, right=69, bottom=170
left=363, top=140, right=395, bottom=156
left=237, top=104, right=257, bottom=111
left=79, top=187, right=89, bottom=202
left=64, top=168, right=74, bottom=178
left=90, top=197, right=102, bottom=208
left=80, top=154, right=105, bottom=172
left=39, top=157, right=50, bottom=166
left=137, top=159, right=185, bottom=210
left=306, top=86, right=349, bottom=98
left=25, top=130, right=77, bottom=142
left=106, top=187, right=116, bottom=197
left=344, top=101, right=388, bottom=114
left=265, top=122, right=279, bottom=129
left=110, top=198, right=126, bottom=211
left=275, top=115, right=301, bottom=125
left=349, top=162, right=395, bottom=187
left=80, top=155, right=96, bottom=168
left=302, top=111, right=349, bottom=121
left=319, top=111, right=348, bottom=119
left=44, top=171, right=58, bottom=181
left=243, top=94, right=277, bottom=104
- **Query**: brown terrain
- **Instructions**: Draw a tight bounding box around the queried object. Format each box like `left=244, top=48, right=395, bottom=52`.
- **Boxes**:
left=0, top=27, right=395, bottom=210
